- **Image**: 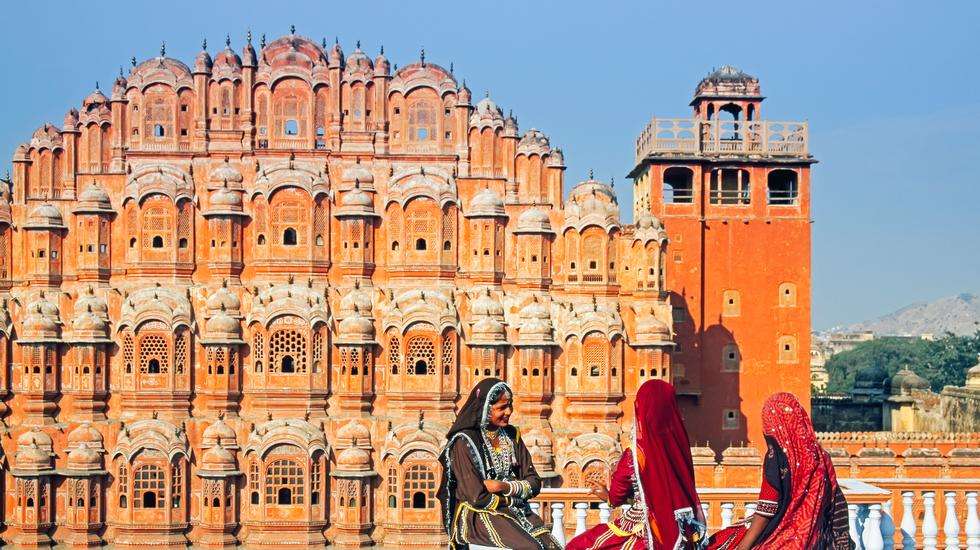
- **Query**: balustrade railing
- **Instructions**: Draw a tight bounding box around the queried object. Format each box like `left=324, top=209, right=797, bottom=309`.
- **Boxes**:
left=529, top=480, right=980, bottom=550
left=635, top=118, right=809, bottom=162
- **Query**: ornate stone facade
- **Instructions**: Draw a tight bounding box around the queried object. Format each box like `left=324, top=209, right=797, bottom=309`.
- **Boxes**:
left=0, top=31, right=682, bottom=547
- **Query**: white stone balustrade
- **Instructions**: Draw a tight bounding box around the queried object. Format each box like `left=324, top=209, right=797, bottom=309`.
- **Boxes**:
left=525, top=481, right=980, bottom=549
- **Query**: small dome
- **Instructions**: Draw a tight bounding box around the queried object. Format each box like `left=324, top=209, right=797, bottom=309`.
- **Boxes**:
left=68, top=423, right=104, bottom=447
left=470, top=94, right=504, bottom=129
left=636, top=312, right=671, bottom=340
left=206, top=284, right=242, bottom=312
left=339, top=307, right=375, bottom=341
left=342, top=187, right=374, bottom=208
left=890, top=368, right=930, bottom=395
left=78, top=182, right=111, bottom=204
left=67, top=442, right=102, bottom=470
left=517, top=128, right=551, bottom=156
left=342, top=163, right=374, bottom=185
left=345, top=45, right=374, bottom=76
left=337, top=420, right=371, bottom=443
left=703, top=65, right=756, bottom=83
left=206, top=310, right=241, bottom=338
left=202, top=444, right=237, bottom=470
left=194, top=48, right=213, bottom=73
left=466, top=188, right=506, bottom=218
left=546, top=148, right=565, bottom=167
left=214, top=42, right=243, bottom=69
left=18, top=427, right=53, bottom=448
left=337, top=446, right=371, bottom=468
left=472, top=316, right=506, bottom=339
left=210, top=186, right=243, bottom=208
left=374, top=50, right=390, bottom=76
left=22, top=304, right=60, bottom=339
left=25, top=203, right=65, bottom=229
left=71, top=308, right=109, bottom=334
left=518, top=298, right=554, bottom=342
left=340, top=284, right=373, bottom=314
left=203, top=418, right=237, bottom=444
left=470, top=288, right=504, bottom=317
left=16, top=444, right=52, bottom=471
left=82, top=87, right=108, bottom=107
left=211, top=159, right=244, bottom=184
left=515, top=208, right=553, bottom=234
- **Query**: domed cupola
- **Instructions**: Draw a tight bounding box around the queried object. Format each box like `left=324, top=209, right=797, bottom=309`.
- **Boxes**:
left=202, top=416, right=238, bottom=448
left=63, top=108, right=79, bottom=131
left=112, top=70, right=128, bottom=101
left=344, top=41, right=374, bottom=80
left=633, top=306, right=672, bottom=345
left=517, top=128, right=552, bottom=156
left=20, top=292, right=61, bottom=343
left=14, top=428, right=55, bottom=473
left=213, top=35, right=243, bottom=71
left=242, top=30, right=257, bottom=67
left=468, top=288, right=507, bottom=345
left=465, top=187, right=507, bottom=218
left=339, top=279, right=374, bottom=316
left=514, top=208, right=554, bottom=235
left=503, top=111, right=519, bottom=137
left=470, top=92, right=505, bottom=130
left=194, top=39, right=213, bottom=74
left=694, top=65, right=761, bottom=100
left=202, top=281, right=243, bottom=344
left=82, top=86, right=107, bottom=109
left=546, top=147, right=565, bottom=168
left=25, top=203, right=65, bottom=230
left=517, top=296, right=555, bottom=345
left=374, top=46, right=390, bottom=76
left=890, top=368, right=930, bottom=396
left=329, top=37, right=344, bottom=67
left=72, top=182, right=113, bottom=215
left=338, top=304, right=376, bottom=344
left=342, top=160, right=375, bottom=188
left=563, top=175, right=621, bottom=232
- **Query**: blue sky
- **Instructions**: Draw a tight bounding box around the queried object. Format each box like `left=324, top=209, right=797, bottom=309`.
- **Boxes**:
left=2, top=1, right=977, bottom=329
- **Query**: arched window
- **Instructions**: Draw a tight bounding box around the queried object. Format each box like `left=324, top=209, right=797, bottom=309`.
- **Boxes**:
left=402, top=464, right=435, bottom=509
left=778, top=282, right=798, bottom=307
left=391, top=240, right=399, bottom=251
left=722, top=289, right=741, bottom=317
left=269, top=327, right=307, bottom=374
left=265, top=459, right=304, bottom=505
left=151, top=235, right=164, bottom=248
left=710, top=168, right=751, bottom=205
left=281, top=355, right=295, bottom=373
left=406, top=336, right=435, bottom=376
left=153, top=124, right=165, bottom=137
left=118, top=461, right=129, bottom=508
left=284, top=119, right=299, bottom=136
left=139, top=334, right=169, bottom=374
left=722, top=343, right=741, bottom=372
left=133, top=464, right=165, bottom=509
left=583, top=334, right=607, bottom=378
left=389, top=335, right=401, bottom=374
left=663, top=167, right=694, bottom=204
left=415, top=238, right=427, bottom=251
left=778, top=335, right=798, bottom=364
left=148, top=359, right=161, bottom=374
left=282, top=227, right=298, bottom=246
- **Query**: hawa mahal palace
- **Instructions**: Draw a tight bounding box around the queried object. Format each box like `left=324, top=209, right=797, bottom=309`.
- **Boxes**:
left=0, top=29, right=831, bottom=548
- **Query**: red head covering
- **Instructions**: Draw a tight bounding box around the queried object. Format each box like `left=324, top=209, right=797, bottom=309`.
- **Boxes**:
left=757, top=392, right=839, bottom=549
left=632, top=380, right=706, bottom=549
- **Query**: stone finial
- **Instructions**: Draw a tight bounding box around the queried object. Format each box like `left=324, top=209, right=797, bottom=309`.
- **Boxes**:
left=420, top=47, right=426, bottom=66
left=260, top=33, right=266, bottom=48
left=289, top=24, right=296, bottom=35
left=321, top=37, right=327, bottom=49
left=246, top=29, right=252, bottom=44
left=356, top=39, right=361, bottom=49
left=160, top=41, right=166, bottom=57
left=418, top=410, right=425, bottom=430
left=380, top=44, right=384, bottom=55
left=202, top=38, right=207, bottom=51
left=589, top=168, right=594, bottom=179
left=450, top=61, right=454, bottom=74
left=131, top=56, right=137, bottom=67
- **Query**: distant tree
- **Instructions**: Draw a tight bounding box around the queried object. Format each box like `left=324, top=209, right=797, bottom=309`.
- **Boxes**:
left=825, top=331, right=980, bottom=393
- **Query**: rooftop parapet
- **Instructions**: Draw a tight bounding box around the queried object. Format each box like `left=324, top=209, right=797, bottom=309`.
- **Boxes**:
left=634, top=117, right=809, bottom=164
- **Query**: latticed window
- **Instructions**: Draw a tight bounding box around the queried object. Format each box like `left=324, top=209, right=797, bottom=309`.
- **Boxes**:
left=442, top=337, right=454, bottom=376
left=273, top=87, right=308, bottom=137
left=312, top=330, right=322, bottom=373
left=387, top=463, right=398, bottom=508
left=174, top=331, right=187, bottom=374
left=138, top=334, right=169, bottom=374
left=583, top=335, right=607, bottom=377
left=442, top=207, right=456, bottom=250
left=408, top=100, right=435, bottom=141
left=269, top=324, right=308, bottom=374
left=583, top=461, right=609, bottom=489
left=123, top=334, right=135, bottom=374
left=117, top=461, right=129, bottom=508
left=171, top=461, right=183, bottom=508
left=249, top=461, right=260, bottom=504
left=402, top=463, right=436, bottom=509
left=406, top=336, right=436, bottom=376
left=271, top=189, right=308, bottom=246
left=265, top=459, right=305, bottom=505
left=133, top=464, right=165, bottom=509
left=252, top=332, right=264, bottom=372
left=388, top=335, right=400, bottom=374
left=349, top=348, right=360, bottom=375
left=141, top=201, right=172, bottom=250
left=565, top=341, right=580, bottom=377
left=310, top=457, right=322, bottom=505
left=143, top=94, right=174, bottom=139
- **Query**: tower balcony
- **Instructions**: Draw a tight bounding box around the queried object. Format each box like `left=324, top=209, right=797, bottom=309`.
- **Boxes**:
left=635, top=118, right=809, bottom=163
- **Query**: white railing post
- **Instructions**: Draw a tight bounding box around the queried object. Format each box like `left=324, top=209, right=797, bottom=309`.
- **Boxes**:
left=945, top=492, right=961, bottom=550
left=598, top=502, right=611, bottom=525
left=745, top=502, right=758, bottom=519
left=902, top=492, right=918, bottom=550
left=574, top=502, right=588, bottom=536
left=924, top=492, right=939, bottom=550
left=863, top=504, right=885, bottom=550
left=882, top=499, right=897, bottom=550
left=550, top=503, right=566, bottom=547
left=966, top=492, right=980, bottom=550
left=701, top=502, right=710, bottom=528
left=721, top=502, right=734, bottom=528
left=850, top=504, right=862, bottom=549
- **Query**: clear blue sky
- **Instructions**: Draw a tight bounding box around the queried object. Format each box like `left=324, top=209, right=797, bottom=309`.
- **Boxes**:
left=2, top=1, right=978, bottom=329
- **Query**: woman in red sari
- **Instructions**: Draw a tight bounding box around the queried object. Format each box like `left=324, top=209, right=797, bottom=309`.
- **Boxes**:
left=707, top=392, right=853, bottom=550
left=567, top=380, right=707, bottom=550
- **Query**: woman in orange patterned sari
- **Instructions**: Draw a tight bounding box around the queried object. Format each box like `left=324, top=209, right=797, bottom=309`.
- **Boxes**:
left=567, top=380, right=707, bottom=550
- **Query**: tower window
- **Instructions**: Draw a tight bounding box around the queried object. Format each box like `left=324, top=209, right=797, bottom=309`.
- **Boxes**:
left=663, top=167, right=694, bottom=204
left=178, top=238, right=188, bottom=249
left=443, top=240, right=451, bottom=251
left=281, top=355, right=295, bottom=373
left=315, top=234, right=324, bottom=246
left=151, top=236, right=164, bottom=248
left=710, top=168, right=751, bottom=205
left=153, top=124, right=165, bottom=137
left=767, top=170, right=799, bottom=205
left=257, top=234, right=266, bottom=245
left=282, top=228, right=297, bottom=246
left=284, top=119, right=299, bottom=136
left=415, top=238, right=427, bottom=251
left=392, top=241, right=400, bottom=251
left=148, top=359, right=161, bottom=374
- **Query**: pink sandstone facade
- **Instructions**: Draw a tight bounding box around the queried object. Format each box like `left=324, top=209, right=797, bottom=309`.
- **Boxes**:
left=0, top=32, right=815, bottom=547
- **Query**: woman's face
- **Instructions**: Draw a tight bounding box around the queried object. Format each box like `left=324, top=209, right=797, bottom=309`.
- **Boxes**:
left=487, top=392, right=513, bottom=429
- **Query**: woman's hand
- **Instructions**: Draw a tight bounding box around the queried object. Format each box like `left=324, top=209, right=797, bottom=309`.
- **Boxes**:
left=484, top=479, right=509, bottom=494
left=589, top=483, right=610, bottom=503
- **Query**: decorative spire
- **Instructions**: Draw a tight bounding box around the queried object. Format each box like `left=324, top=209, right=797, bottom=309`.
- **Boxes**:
left=260, top=33, right=266, bottom=48
left=379, top=44, right=384, bottom=55
left=485, top=89, right=489, bottom=98
left=321, top=37, right=327, bottom=49
left=289, top=24, right=296, bottom=35
left=225, top=34, right=231, bottom=48
left=201, top=38, right=207, bottom=51
left=246, top=29, right=252, bottom=44
left=450, top=61, right=454, bottom=74
left=119, top=66, right=124, bottom=77
left=131, top=56, right=137, bottom=67
left=160, top=41, right=166, bottom=57
left=335, top=36, right=339, bottom=45
left=420, top=47, right=426, bottom=66
left=588, top=168, right=594, bottom=179
left=95, top=80, right=100, bottom=91
left=356, top=39, right=361, bottom=49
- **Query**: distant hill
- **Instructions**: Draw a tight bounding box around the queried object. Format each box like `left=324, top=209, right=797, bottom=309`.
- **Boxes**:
left=834, top=293, right=980, bottom=336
